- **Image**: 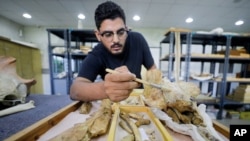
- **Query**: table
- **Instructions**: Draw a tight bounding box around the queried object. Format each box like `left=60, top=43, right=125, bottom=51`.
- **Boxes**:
left=0, top=94, right=74, bottom=140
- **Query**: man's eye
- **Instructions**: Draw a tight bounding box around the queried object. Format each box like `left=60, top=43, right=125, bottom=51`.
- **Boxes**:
left=117, top=30, right=125, bottom=36
left=103, top=32, right=113, bottom=37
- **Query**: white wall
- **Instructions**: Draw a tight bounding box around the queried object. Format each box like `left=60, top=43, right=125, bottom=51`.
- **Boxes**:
left=0, top=15, right=24, bottom=41
left=23, top=27, right=52, bottom=94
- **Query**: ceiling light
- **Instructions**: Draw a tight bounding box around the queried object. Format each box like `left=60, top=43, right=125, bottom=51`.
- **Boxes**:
left=185, top=17, right=193, bottom=23
left=23, top=13, right=32, bottom=19
left=133, top=15, right=140, bottom=21
left=235, top=20, right=244, bottom=26
left=78, top=14, right=85, bottom=20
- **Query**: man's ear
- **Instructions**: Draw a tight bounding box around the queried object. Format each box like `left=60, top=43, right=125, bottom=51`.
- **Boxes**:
left=94, top=29, right=101, bottom=41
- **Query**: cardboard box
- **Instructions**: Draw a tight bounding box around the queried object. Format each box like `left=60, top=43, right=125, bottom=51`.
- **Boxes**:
left=216, top=50, right=241, bottom=56
left=225, top=111, right=240, bottom=119
left=240, top=112, right=250, bottom=120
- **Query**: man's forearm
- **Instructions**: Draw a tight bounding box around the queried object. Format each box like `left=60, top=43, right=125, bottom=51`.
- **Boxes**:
left=70, top=81, right=108, bottom=102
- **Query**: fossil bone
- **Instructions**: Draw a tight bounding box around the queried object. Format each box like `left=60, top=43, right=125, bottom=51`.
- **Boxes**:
left=0, top=56, right=36, bottom=105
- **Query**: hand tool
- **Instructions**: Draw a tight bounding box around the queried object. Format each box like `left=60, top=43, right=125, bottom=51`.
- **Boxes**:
left=105, top=68, right=170, bottom=92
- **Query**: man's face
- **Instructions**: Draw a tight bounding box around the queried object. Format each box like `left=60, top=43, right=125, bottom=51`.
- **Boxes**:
left=95, top=17, right=128, bottom=55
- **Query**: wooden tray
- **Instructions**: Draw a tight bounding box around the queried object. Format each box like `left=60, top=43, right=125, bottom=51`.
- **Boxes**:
left=108, top=105, right=172, bottom=141
left=118, top=89, right=145, bottom=106
left=5, top=100, right=229, bottom=141
left=4, top=101, right=82, bottom=141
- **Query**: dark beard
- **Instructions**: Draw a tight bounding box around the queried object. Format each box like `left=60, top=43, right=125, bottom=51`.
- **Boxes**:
left=110, top=43, right=123, bottom=56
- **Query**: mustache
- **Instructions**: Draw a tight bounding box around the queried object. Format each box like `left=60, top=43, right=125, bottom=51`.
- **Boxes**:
left=111, top=43, right=122, bottom=48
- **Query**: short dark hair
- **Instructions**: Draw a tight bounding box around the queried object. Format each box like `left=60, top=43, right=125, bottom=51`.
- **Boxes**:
left=95, top=1, right=126, bottom=30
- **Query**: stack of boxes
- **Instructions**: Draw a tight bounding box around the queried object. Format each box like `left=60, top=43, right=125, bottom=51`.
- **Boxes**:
left=232, top=85, right=250, bottom=103
left=229, top=84, right=250, bottom=120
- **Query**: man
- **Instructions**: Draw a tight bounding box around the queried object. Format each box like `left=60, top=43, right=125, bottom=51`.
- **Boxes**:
left=70, top=1, right=156, bottom=102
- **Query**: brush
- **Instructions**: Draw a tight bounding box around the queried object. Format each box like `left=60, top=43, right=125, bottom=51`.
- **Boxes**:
left=105, top=68, right=170, bottom=92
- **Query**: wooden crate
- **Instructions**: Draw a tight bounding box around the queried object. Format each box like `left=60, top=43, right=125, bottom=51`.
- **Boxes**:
left=4, top=101, right=82, bottom=141
left=5, top=100, right=229, bottom=141
left=108, top=106, right=172, bottom=141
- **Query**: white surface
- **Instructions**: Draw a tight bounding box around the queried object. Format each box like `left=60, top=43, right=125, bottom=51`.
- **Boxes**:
left=152, top=105, right=229, bottom=141
left=38, top=100, right=229, bottom=141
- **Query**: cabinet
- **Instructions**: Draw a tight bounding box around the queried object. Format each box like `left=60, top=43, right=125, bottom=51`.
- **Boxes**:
left=47, top=29, right=98, bottom=95
left=160, top=29, right=250, bottom=119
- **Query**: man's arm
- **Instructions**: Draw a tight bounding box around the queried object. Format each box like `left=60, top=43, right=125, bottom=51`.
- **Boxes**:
left=70, top=66, right=140, bottom=102
left=70, top=77, right=107, bottom=101
left=149, top=64, right=157, bottom=70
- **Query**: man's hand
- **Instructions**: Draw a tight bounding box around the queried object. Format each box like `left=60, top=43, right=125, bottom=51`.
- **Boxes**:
left=104, top=66, right=140, bottom=102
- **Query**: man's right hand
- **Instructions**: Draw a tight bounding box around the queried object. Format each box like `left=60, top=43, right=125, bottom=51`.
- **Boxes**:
left=104, top=66, right=140, bottom=102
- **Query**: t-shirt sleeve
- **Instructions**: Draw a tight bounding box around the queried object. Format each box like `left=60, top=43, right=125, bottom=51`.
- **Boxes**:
left=77, top=53, right=101, bottom=82
left=138, top=33, right=155, bottom=69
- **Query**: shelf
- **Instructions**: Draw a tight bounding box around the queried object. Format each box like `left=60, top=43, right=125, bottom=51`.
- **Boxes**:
left=197, top=97, right=250, bottom=105
left=161, top=54, right=250, bottom=63
left=224, top=78, right=250, bottom=83
left=190, top=77, right=250, bottom=83
left=224, top=98, right=250, bottom=105
left=51, top=45, right=66, bottom=48
left=47, top=29, right=98, bottom=42
left=160, top=29, right=250, bottom=120
left=161, top=32, right=227, bottom=45
left=212, top=77, right=250, bottom=83
left=196, top=98, right=220, bottom=105
left=69, top=29, right=98, bottom=42
left=51, top=53, right=88, bottom=59
left=47, top=28, right=98, bottom=95
left=53, top=77, right=67, bottom=80
left=52, top=53, right=67, bottom=57
left=161, top=31, right=250, bottom=47
left=47, top=29, right=67, bottom=40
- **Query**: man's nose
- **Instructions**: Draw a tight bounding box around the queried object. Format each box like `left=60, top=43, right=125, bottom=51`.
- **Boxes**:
left=113, top=33, right=119, bottom=42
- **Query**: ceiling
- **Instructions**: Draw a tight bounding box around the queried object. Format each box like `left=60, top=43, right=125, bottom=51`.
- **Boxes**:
left=0, top=0, right=249, bottom=33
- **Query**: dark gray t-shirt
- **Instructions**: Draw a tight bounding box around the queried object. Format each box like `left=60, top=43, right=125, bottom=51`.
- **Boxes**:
left=78, top=31, right=154, bottom=81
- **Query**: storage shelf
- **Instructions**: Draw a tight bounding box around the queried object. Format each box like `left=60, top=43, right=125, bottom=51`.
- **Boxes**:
left=47, top=29, right=67, bottom=40
left=51, top=45, right=65, bottom=48
left=190, top=77, right=250, bottom=83
left=161, top=54, right=250, bottom=63
left=69, top=29, right=97, bottom=42
left=52, top=77, right=67, bottom=80
left=224, top=98, right=250, bottom=105
left=52, top=53, right=87, bottom=59
left=160, top=29, right=250, bottom=120
left=196, top=99, right=220, bottom=105
left=212, top=77, right=250, bottom=83
left=52, top=53, right=66, bottom=57
left=224, top=78, right=250, bottom=82
left=47, top=28, right=98, bottom=94
left=161, top=31, right=250, bottom=48
left=197, top=97, right=250, bottom=106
